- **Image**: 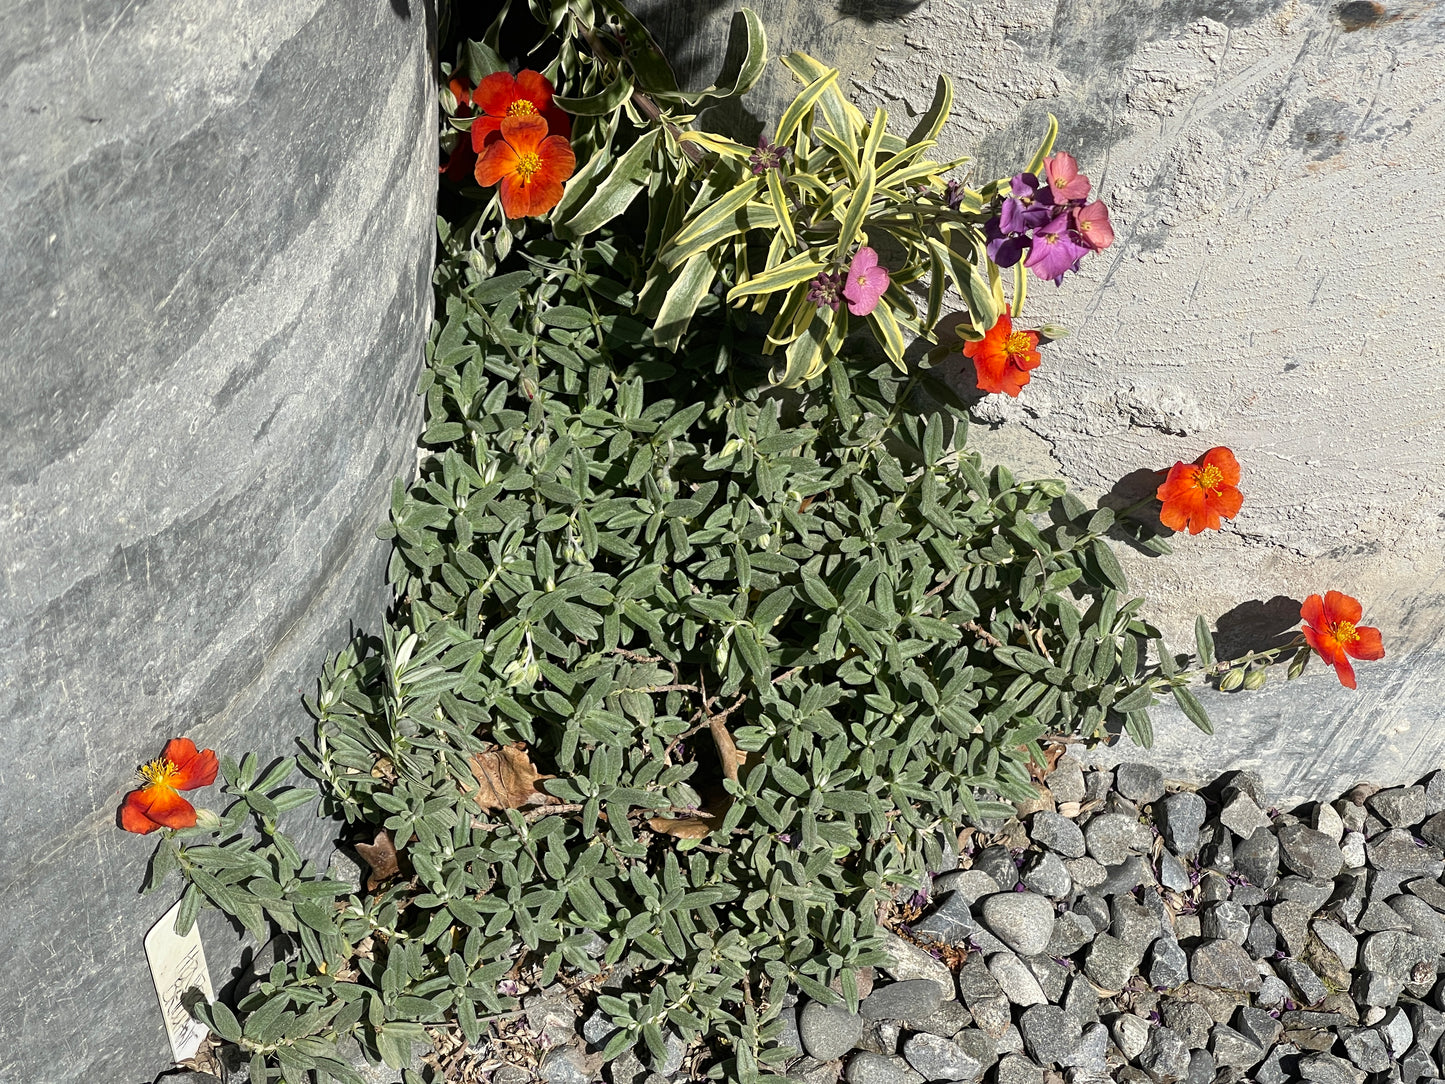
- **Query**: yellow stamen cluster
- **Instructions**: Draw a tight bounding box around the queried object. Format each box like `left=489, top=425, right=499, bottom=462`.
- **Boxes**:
left=506, top=100, right=538, bottom=117
left=139, top=757, right=177, bottom=788
left=1004, top=331, right=1034, bottom=358
left=1195, top=463, right=1224, bottom=494
left=1332, top=620, right=1360, bottom=645
left=514, top=152, right=543, bottom=181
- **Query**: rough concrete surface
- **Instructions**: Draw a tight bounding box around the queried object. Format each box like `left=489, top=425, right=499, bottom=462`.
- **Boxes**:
left=642, top=0, right=1445, bottom=801
left=0, top=1, right=434, bottom=1079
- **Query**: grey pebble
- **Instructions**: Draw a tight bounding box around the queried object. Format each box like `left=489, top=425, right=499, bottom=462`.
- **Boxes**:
left=1084, top=813, right=1148, bottom=866
left=988, top=953, right=1046, bottom=1007
left=1277, top=823, right=1344, bottom=881
left=1022, top=850, right=1073, bottom=898
left=1065, top=856, right=1108, bottom=889
left=933, top=869, right=1001, bottom=903
left=1160, top=791, right=1207, bottom=856
left=1219, top=793, right=1272, bottom=840
left=995, top=1054, right=1045, bottom=1084
left=800, top=1001, right=864, bottom=1061
left=900, top=1033, right=982, bottom=1082
left=1208, top=1023, right=1264, bottom=1071
left=1139, top=1025, right=1192, bottom=1082
left=980, top=891, right=1056, bottom=956
left=912, top=891, right=977, bottom=946
left=1232, top=828, right=1280, bottom=887
left=860, top=980, right=945, bottom=1022
left=1370, top=786, right=1428, bottom=828
left=1030, top=812, right=1086, bottom=858
left=1115, top=763, right=1165, bottom=804
left=1048, top=756, right=1087, bottom=803
left=1017, top=1004, right=1080, bottom=1066
left=879, top=932, right=956, bottom=996
left=1188, top=939, right=1262, bottom=993
left=540, top=1047, right=593, bottom=1084
left=1082, top=933, right=1141, bottom=991
left=1369, top=828, right=1445, bottom=872
left=844, top=1052, right=923, bottom=1084
left=1198, top=900, right=1250, bottom=946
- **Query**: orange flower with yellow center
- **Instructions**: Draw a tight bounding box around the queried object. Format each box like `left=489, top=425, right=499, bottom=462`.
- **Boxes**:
left=962, top=307, right=1042, bottom=397
left=475, top=114, right=576, bottom=219
left=1301, top=590, right=1384, bottom=690
left=1156, top=446, right=1243, bottom=534
left=119, top=737, right=219, bottom=834
left=470, top=69, right=572, bottom=152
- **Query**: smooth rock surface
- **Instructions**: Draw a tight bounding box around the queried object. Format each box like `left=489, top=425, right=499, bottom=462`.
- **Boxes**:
left=0, top=3, right=433, bottom=1080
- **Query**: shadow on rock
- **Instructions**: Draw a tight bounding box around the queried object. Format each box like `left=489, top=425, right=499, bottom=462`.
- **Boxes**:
left=1214, top=595, right=1304, bottom=661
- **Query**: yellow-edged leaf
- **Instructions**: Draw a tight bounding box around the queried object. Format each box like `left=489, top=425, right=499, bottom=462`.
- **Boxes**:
left=765, top=167, right=796, bottom=247
left=653, top=251, right=717, bottom=352
left=869, top=302, right=907, bottom=370
left=1025, top=112, right=1059, bottom=176
left=775, top=66, right=839, bottom=147
left=907, top=74, right=955, bottom=147
left=772, top=306, right=826, bottom=386
left=676, top=131, right=753, bottom=159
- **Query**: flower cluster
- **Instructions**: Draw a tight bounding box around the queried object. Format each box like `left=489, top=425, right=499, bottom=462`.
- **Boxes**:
left=468, top=70, right=576, bottom=219
left=807, top=247, right=890, bottom=317
left=985, top=153, right=1114, bottom=284
left=119, top=737, right=217, bottom=834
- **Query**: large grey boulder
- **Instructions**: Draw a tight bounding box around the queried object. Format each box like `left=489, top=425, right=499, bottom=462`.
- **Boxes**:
left=0, top=1, right=434, bottom=1079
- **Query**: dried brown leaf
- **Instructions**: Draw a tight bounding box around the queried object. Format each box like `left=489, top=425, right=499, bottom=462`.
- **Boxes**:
left=468, top=742, right=555, bottom=812
left=648, top=814, right=719, bottom=839
left=355, top=827, right=400, bottom=892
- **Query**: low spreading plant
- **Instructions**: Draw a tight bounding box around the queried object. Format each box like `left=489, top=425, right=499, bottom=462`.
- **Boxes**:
left=123, top=3, right=1384, bottom=1082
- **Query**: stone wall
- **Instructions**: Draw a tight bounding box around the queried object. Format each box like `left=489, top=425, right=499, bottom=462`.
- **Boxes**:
left=633, top=0, right=1445, bottom=805
left=0, top=1, right=434, bottom=1079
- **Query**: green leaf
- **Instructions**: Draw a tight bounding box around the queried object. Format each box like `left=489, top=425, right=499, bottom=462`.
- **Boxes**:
left=727, top=251, right=827, bottom=302
left=906, top=75, right=954, bottom=149
left=465, top=40, right=507, bottom=83
left=664, top=181, right=762, bottom=267
left=657, top=8, right=767, bottom=106
left=559, top=130, right=660, bottom=237
left=775, top=65, right=840, bottom=147
left=1024, top=112, right=1059, bottom=177
left=1193, top=614, right=1215, bottom=668
left=553, top=71, right=633, bottom=116
left=652, top=252, right=718, bottom=352
left=1172, top=685, right=1213, bottom=734
left=1090, top=539, right=1129, bottom=592
left=1114, top=683, right=1157, bottom=713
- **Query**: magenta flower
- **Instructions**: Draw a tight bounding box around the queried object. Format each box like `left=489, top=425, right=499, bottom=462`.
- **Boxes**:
left=1044, top=153, right=1091, bottom=203
left=748, top=135, right=788, bottom=176
left=1000, top=173, right=1055, bottom=233
left=807, top=271, right=843, bottom=311
left=842, top=247, right=889, bottom=316
left=1071, top=200, right=1114, bottom=251
left=1024, top=215, right=1089, bottom=284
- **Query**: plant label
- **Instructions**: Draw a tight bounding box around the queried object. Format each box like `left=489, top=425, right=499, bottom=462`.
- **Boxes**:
left=144, top=898, right=215, bottom=1062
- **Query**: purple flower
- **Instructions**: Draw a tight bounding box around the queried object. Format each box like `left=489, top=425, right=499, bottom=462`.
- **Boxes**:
left=944, top=180, right=968, bottom=210
left=1013, top=882, right=1027, bottom=892
left=1024, top=215, right=1089, bottom=284
left=1283, top=999, right=1297, bottom=1012
left=807, top=271, right=843, bottom=311
left=985, top=217, right=1029, bottom=267
left=1000, top=174, right=1056, bottom=234
left=748, top=135, right=788, bottom=176
left=842, top=247, right=890, bottom=316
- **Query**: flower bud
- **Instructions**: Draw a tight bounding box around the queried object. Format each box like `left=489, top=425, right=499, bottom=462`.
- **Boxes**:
left=1219, top=669, right=1245, bottom=692
left=193, top=807, right=221, bottom=831
left=1243, top=669, right=1268, bottom=691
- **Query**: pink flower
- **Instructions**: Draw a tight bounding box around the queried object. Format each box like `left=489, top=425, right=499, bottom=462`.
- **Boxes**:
left=1044, top=152, right=1091, bottom=203
left=842, top=247, right=889, bottom=317
left=1071, top=200, right=1114, bottom=251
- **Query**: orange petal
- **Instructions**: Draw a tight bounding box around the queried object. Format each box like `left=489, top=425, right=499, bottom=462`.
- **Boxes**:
left=537, top=134, right=577, bottom=181
left=475, top=140, right=520, bottom=188
left=497, top=173, right=531, bottom=219
left=1200, top=447, right=1241, bottom=487
left=499, top=114, right=549, bottom=154
left=123, top=785, right=197, bottom=832
left=1210, top=484, right=1243, bottom=520
left=1323, top=589, right=1362, bottom=626
left=1155, top=462, right=1193, bottom=504
left=1300, top=593, right=1326, bottom=629
left=1347, top=624, right=1385, bottom=661
left=165, top=739, right=218, bottom=791
left=473, top=71, right=517, bottom=117
left=470, top=116, right=504, bottom=154
left=514, top=69, right=555, bottom=112
left=1333, top=655, right=1358, bottom=689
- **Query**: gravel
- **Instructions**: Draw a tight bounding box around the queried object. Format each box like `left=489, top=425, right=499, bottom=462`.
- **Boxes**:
left=978, top=892, right=1055, bottom=956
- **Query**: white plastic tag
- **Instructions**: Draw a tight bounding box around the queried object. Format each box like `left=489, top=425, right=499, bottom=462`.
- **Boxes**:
left=144, top=897, right=216, bottom=1062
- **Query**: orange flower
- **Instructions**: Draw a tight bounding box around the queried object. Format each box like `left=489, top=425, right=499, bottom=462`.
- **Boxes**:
left=120, top=737, right=219, bottom=834
left=962, top=307, right=1042, bottom=397
left=1156, top=446, right=1243, bottom=534
left=475, top=114, right=576, bottom=220
left=470, top=69, right=572, bottom=153
left=1301, top=590, right=1384, bottom=690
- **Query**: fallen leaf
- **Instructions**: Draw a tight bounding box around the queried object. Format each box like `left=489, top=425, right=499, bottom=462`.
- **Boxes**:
left=468, top=742, right=555, bottom=812
left=648, top=814, right=719, bottom=839
left=355, top=828, right=401, bottom=891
